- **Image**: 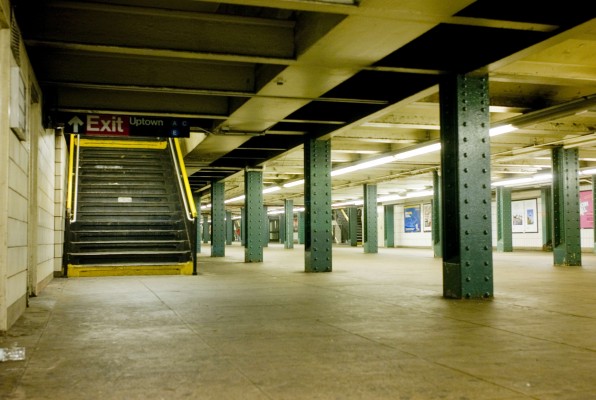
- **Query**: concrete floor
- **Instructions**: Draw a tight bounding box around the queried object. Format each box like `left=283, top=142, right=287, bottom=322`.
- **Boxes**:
left=2, top=244, right=596, bottom=400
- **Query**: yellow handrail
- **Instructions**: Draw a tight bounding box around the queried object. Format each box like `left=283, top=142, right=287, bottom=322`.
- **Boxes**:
left=174, top=138, right=197, bottom=218
left=66, top=134, right=77, bottom=213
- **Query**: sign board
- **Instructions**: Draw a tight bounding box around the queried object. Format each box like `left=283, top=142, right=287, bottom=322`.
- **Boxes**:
left=59, top=113, right=190, bottom=138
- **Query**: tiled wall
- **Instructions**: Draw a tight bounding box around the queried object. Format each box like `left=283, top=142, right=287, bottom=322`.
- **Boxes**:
left=36, top=125, right=55, bottom=291
left=54, top=134, right=67, bottom=273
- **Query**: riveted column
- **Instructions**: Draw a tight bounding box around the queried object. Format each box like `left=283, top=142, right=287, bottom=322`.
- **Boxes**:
left=193, top=194, right=201, bottom=253
left=363, top=184, right=378, bottom=253
left=384, top=205, right=395, bottom=248
left=298, top=211, right=305, bottom=244
left=210, top=182, right=226, bottom=257
left=496, top=187, right=513, bottom=252
left=225, top=210, right=233, bottom=245
left=245, top=169, right=264, bottom=262
left=279, top=213, right=285, bottom=244
left=285, top=199, right=294, bottom=249
left=440, top=73, right=493, bottom=299
left=202, top=214, right=209, bottom=244
left=240, top=207, right=246, bottom=246
left=432, top=170, right=442, bottom=257
left=348, top=207, right=358, bottom=247
left=541, top=187, right=553, bottom=251
left=304, top=138, right=332, bottom=272
left=552, top=147, right=581, bottom=266
left=263, top=206, right=269, bottom=247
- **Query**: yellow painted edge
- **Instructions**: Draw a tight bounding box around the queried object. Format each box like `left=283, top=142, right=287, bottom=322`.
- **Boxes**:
left=174, top=138, right=197, bottom=218
left=67, top=262, right=193, bottom=277
left=78, top=138, right=167, bottom=149
left=66, top=135, right=77, bottom=211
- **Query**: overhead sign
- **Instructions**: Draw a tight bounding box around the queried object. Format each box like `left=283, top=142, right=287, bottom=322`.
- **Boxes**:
left=59, top=113, right=190, bottom=138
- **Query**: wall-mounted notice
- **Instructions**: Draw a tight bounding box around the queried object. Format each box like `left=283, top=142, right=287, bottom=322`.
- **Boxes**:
left=404, top=205, right=421, bottom=233
left=580, top=190, right=593, bottom=229
left=512, top=198, right=538, bottom=233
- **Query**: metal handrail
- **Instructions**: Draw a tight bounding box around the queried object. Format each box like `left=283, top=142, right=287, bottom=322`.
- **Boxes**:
left=169, top=138, right=197, bottom=221
left=65, top=134, right=81, bottom=222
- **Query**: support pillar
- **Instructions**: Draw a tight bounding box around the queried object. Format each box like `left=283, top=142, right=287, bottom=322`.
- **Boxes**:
left=202, top=214, right=209, bottom=244
left=363, top=184, right=378, bottom=253
left=348, top=207, right=358, bottom=247
left=225, top=210, right=233, bottom=245
left=263, top=206, right=269, bottom=247
left=193, top=194, right=201, bottom=254
left=440, top=73, right=493, bottom=299
left=298, top=211, right=305, bottom=244
left=541, top=187, right=553, bottom=251
left=245, top=169, right=264, bottom=262
left=432, top=170, right=442, bottom=258
left=284, top=199, right=294, bottom=249
left=552, top=147, right=581, bottom=266
left=496, top=187, right=513, bottom=252
left=210, top=181, right=225, bottom=257
left=304, top=138, right=332, bottom=272
left=240, top=207, right=246, bottom=246
left=279, top=213, right=285, bottom=244
left=384, top=205, right=394, bottom=248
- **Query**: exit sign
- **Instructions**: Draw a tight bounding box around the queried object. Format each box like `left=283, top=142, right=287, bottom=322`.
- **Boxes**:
left=60, top=113, right=190, bottom=138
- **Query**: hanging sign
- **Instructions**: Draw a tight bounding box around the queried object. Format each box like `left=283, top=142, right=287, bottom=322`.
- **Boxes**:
left=59, top=113, right=190, bottom=138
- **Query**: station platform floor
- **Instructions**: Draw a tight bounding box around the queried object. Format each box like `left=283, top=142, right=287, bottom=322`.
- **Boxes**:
left=2, top=244, right=596, bottom=400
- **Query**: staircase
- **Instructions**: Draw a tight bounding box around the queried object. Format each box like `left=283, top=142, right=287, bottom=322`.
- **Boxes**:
left=65, top=138, right=195, bottom=277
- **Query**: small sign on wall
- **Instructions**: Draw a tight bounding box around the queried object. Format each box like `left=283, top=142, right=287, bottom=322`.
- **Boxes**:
left=423, top=203, right=432, bottom=232
left=580, top=190, right=593, bottom=229
left=512, top=198, right=538, bottom=233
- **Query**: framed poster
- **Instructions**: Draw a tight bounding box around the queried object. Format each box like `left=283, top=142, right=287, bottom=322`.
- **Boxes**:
left=580, top=190, right=593, bottom=229
left=423, top=203, right=432, bottom=232
left=404, top=205, right=421, bottom=233
left=512, top=198, right=538, bottom=233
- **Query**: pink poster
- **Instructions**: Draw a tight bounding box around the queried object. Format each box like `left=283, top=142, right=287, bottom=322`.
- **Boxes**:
left=580, top=191, right=593, bottom=229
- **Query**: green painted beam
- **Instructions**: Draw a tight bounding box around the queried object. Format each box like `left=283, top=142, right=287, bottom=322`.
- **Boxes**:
left=432, top=170, right=442, bottom=258
left=541, top=187, right=553, bottom=251
left=202, top=214, right=209, bottom=244
left=348, top=207, right=358, bottom=247
left=298, top=211, right=305, bottom=244
left=552, top=147, right=581, bottom=266
left=285, top=199, right=294, bottom=249
left=244, top=169, right=264, bottom=262
left=210, top=181, right=226, bottom=257
left=225, top=210, right=233, bottom=246
left=440, top=73, right=493, bottom=299
left=304, top=138, right=332, bottom=272
left=384, top=205, right=394, bottom=248
left=193, top=194, right=201, bottom=254
left=363, top=184, right=378, bottom=253
left=240, top=207, right=246, bottom=246
left=496, top=187, right=513, bottom=252
left=279, top=213, right=285, bottom=244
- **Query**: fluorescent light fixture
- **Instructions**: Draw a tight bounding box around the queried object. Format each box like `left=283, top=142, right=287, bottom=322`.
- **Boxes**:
left=283, top=179, right=305, bottom=188
left=262, top=186, right=281, bottom=194
left=200, top=204, right=211, bottom=210
left=331, top=155, right=396, bottom=177
left=491, top=173, right=552, bottom=187
left=489, top=124, right=518, bottom=137
left=267, top=207, right=306, bottom=215
left=224, top=195, right=245, bottom=204
left=377, top=194, right=404, bottom=203
left=406, top=189, right=434, bottom=198
left=393, top=143, right=441, bottom=160
left=579, top=168, right=596, bottom=175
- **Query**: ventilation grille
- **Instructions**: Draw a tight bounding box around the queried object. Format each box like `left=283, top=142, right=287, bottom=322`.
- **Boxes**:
left=10, top=10, right=21, bottom=66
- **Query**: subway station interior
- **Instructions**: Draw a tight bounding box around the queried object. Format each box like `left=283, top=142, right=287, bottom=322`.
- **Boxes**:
left=1, top=1, right=596, bottom=399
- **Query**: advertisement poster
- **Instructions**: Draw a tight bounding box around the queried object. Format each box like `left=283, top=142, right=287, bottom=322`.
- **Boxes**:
left=423, top=203, right=432, bottom=232
left=580, top=190, right=593, bottom=229
left=404, top=205, right=421, bottom=233
left=512, top=198, right=538, bottom=233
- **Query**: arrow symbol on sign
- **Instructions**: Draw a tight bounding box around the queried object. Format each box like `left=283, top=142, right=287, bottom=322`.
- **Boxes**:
left=68, top=116, right=84, bottom=133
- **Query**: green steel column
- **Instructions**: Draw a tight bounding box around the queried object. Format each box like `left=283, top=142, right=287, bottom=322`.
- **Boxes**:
left=245, top=169, right=264, bottom=262
left=298, top=211, right=305, bottom=244
left=202, top=214, right=209, bottom=244
left=225, top=210, right=233, bottom=245
left=285, top=199, right=294, bottom=249
left=279, top=214, right=285, bottom=244
left=193, top=194, right=201, bottom=254
left=348, top=206, right=358, bottom=247
left=496, top=187, right=513, bottom=252
left=240, top=207, right=246, bottom=246
left=440, top=73, right=493, bottom=299
left=541, top=187, right=553, bottom=251
left=263, top=206, right=269, bottom=247
left=210, top=181, right=226, bottom=257
left=384, top=205, right=395, bottom=248
left=363, top=184, right=378, bottom=253
left=304, top=138, right=332, bottom=272
left=552, top=147, right=581, bottom=266
left=432, top=170, right=442, bottom=258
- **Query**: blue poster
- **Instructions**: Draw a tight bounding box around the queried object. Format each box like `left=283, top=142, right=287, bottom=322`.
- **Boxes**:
left=404, top=205, right=421, bottom=233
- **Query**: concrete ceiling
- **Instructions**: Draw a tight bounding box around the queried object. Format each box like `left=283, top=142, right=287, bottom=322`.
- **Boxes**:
left=12, top=0, right=596, bottom=211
